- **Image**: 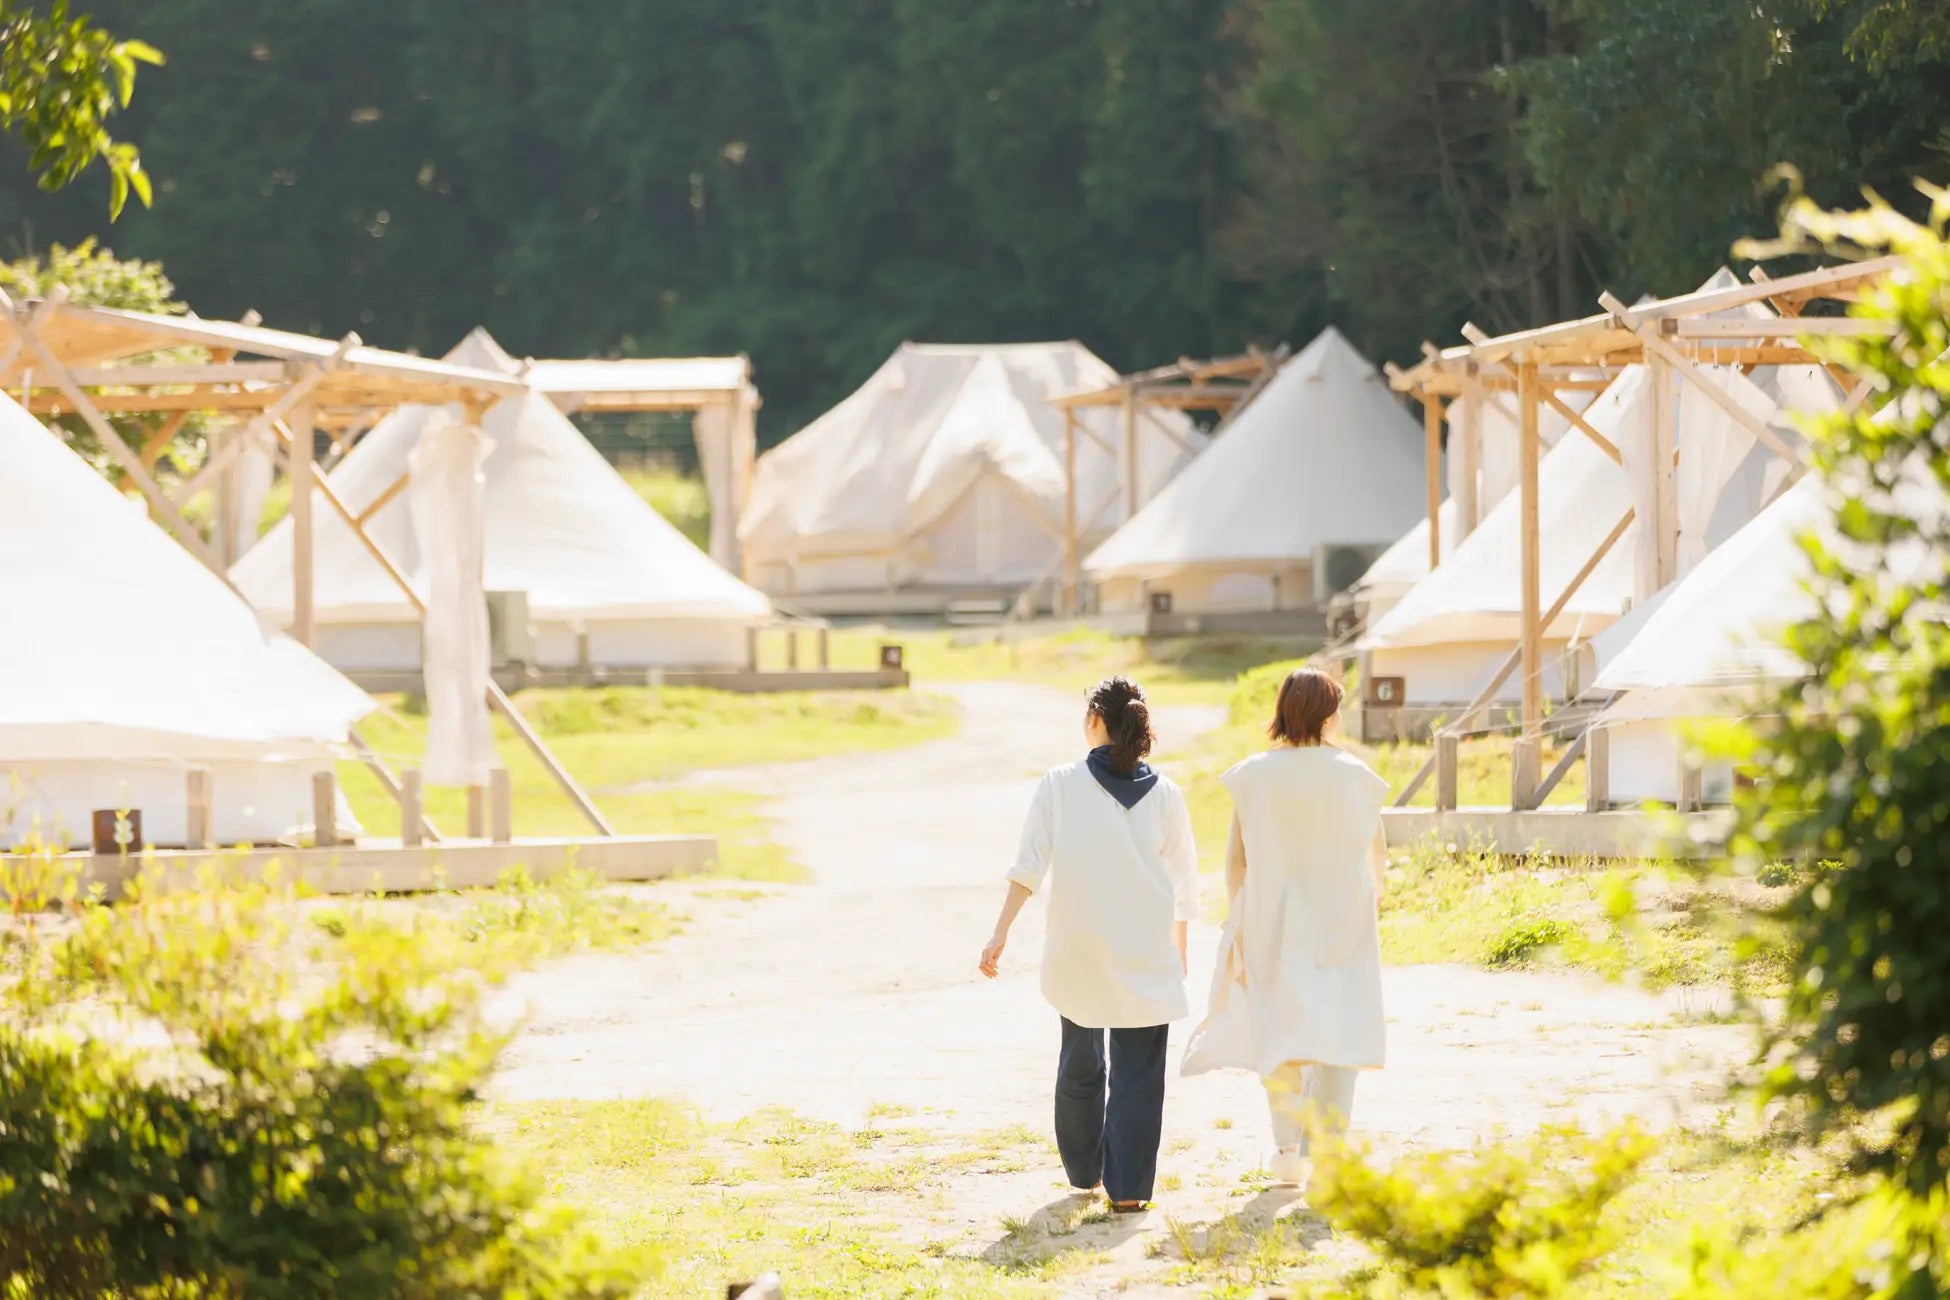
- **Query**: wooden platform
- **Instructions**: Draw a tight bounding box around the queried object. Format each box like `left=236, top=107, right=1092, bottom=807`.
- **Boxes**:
left=1383, top=807, right=1733, bottom=860
left=344, top=667, right=911, bottom=694
left=66, top=833, right=718, bottom=900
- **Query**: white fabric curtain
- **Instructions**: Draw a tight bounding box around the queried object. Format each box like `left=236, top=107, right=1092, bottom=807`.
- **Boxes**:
left=409, top=413, right=495, bottom=788
left=1674, top=369, right=1764, bottom=575
left=221, top=425, right=276, bottom=565
left=694, top=390, right=757, bottom=572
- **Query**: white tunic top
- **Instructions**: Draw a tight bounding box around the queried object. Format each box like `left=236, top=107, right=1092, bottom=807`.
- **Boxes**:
left=1008, top=760, right=1200, bottom=1029
left=1192, top=747, right=1389, bottom=1075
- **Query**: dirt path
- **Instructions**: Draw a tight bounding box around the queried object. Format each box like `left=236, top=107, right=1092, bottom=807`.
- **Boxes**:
left=490, top=681, right=1752, bottom=1291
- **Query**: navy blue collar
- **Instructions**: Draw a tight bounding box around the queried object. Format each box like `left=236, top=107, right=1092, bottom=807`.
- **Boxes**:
left=1086, top=746, right=1158, bottom=809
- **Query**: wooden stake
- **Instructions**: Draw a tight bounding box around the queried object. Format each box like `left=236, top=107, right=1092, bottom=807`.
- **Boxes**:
left=817, top=627, right=830, bottom=671
left=489, top=768, right=512, bottom=844
left=348, top=730, right=441, bottom=842
left=1518, top=358, right=1543, bottom=739
left=1511, top=737, right=1542, bottom=812
left=185, top=769, right=213, bottom=850
left=1586, top=726, right=1611, bottom=812
left=747, top=626, right=760, bottom=672
left=786, top=628, right=799, bottom=671
left=467, top=784, right=487, bottom=838
left=1676, top=758, right=1702, bottom=814
left=401, top=770, right=424, bottom=849
left=313, top=770, right=339, bottom=847
left=1435, top=733, right=1458, bottom=812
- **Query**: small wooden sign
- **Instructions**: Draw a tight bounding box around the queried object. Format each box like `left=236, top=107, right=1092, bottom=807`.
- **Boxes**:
left=879, top=643, right=904, bottom=671
left=92, top=808, right=142, bottom=855
left=1149, top=591, right=1174, bottom=615
left=1328, top=608, right=1361, bottom=639
left=1365, top=675, right=1405, bottom=708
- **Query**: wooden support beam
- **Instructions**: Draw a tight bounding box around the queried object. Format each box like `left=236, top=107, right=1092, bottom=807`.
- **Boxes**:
left=1421, top=394, right=1443, bottom=569
left=1599, top=292, right=1805, bottom=466
left=1456, top=376, right=1481, bottom=535
left=1673, top=316, right=1894, bottom=339
left=1586, top=726, right=1611, bottom=812
left=354, top=469, right=411, bottom=526
left=1518, top=359, right=1543, bottom=739
left=1390, top=509, right=1635, bottom=806
left=1461, top=322, right=1621, bottom=464
left=1063, top=409, right=1080, bottom=617
left=19, top=329, right=237, bottom=582
left=1646, top=353, right=1680, bottom=594
left=290, top=401, right=317, bottom=646
left=137, top=410, right=192, bottom=470
left=1533, top=728, right=1588, bottom=806
left=65, top=360, right=290, bottom=387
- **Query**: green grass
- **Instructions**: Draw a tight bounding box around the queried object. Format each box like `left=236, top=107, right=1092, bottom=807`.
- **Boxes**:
left=340, top=684, right=958, bottom=880
left=491, top=1100, right=1075, bottom=1297
left=618, top=465, right=712, bottom=552
left=788, top=628, right=1319, bottom=706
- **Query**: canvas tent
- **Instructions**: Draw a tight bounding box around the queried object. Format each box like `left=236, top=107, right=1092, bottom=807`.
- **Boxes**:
left=232, top=333, right=771, bottom=675
left=738, top=342, right=1201, bottom=604
left=1360, top=358, right=1837, bottom=721
left=1082, top=329, right=1428, bottom=615
left=0, top=393, right=374, bottom=849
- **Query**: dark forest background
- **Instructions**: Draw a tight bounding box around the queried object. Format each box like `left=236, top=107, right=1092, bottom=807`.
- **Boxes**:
left=3, top=0, right=1946, bottom=442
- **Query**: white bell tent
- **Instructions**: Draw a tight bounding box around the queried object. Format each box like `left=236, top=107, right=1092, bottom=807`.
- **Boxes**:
left=0, top=393, right=375, bottom=849
left=1360, top=359, right=1836, bottom=714
left=738, top=342, right=1201, bottom=600
left=232, top=341, right=771, bottom=675
left=1083, top=329, right=1428, bottom=614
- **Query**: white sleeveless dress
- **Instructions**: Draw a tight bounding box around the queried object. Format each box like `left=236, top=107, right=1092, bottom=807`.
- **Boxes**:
left=1183, top=746, right=1388, bottom=1076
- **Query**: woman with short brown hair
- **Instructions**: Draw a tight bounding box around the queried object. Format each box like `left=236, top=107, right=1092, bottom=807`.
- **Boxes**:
left=1182, top=665, right=1389, bottom=1188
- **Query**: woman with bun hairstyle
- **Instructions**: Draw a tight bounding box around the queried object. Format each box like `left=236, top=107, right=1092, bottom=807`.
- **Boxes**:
left=979, top=675, right=1199, bottom=1213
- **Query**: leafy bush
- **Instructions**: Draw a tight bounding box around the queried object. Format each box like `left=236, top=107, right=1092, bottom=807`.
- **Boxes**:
left=1310, top=1122, right=1655, bottom=1298
left=0, top=859, right=644, bottom=1297
left=1485, top=915, right=1573, bottom=966
left=1226, top=658, right=1316, bottom=728
left=1722, top=194, right=1950, bottom=1199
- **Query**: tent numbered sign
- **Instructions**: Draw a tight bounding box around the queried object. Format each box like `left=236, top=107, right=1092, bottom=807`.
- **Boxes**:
left=1366, top=676, right=1405, bottom=708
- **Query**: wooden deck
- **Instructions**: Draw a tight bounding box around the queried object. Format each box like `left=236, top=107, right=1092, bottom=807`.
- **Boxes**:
left=1383, top=806, right=1733, bottom=860
left=65, top=833, right=718, bottom=900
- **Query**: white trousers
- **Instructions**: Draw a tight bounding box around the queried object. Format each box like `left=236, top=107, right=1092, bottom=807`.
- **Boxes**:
left=1264, top=1061, right=1359, bottom=1153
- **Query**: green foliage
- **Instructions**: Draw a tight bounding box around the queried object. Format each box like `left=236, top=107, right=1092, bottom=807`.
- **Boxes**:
left=0, top=0, right=158, bottom=215
left=1311, top=1122, right=1657, bottom=1298
left=1486, top=915, right=1573, bottom=966
left=1225, top=657, right=1314, bottom=728
left=0, top=860, right=643, bottom=1297
left=1721, top=194, right=1950, bottom=1199
left=619, top=464, right=711, bottom=551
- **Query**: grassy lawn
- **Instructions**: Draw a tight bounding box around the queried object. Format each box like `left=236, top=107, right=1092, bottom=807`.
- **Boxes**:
left=793, top=628, right=1320, bottom=707
left=339, top=685, right=959, bottom=880
left=487, top=1095, right=1845, bottom=1298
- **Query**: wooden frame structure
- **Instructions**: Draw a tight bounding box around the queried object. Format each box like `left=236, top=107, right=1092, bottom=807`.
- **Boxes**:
left=0, top=293, right=617, bottom=839
left=1382, top=256, right=1901, bottom=824
left=1045, top=347, right=1287, bottom=615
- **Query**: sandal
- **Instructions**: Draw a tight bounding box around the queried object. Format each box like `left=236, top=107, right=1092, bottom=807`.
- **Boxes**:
left=1109, top=1199, right=1149, bottom=1214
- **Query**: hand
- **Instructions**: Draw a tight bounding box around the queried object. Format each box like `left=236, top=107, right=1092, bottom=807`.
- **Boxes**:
left=979, top=930, right=1007, bottom=979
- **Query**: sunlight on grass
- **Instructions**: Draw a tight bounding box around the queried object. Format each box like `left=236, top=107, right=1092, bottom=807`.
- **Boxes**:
left=618, top=465, right=711, bottom=552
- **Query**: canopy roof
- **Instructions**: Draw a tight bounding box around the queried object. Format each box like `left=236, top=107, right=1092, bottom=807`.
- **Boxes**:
left=443, top=326, right=753, bottom=411
left=1085, top=329, right=1426, bottom=578
left=233, top=333, right=770, bottom=624
left=740, top=341, right=1199, bottom=559
left=0, top=393, right=373, bottom=761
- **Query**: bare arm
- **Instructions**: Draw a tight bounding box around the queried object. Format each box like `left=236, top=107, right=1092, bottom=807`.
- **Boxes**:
left=979, top=882, right=1033, bottom=978
left=1224, top=814, right=1248, bottom=906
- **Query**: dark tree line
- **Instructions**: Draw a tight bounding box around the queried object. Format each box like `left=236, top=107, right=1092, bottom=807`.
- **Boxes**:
left=1, top=0, right=1945, bottom=441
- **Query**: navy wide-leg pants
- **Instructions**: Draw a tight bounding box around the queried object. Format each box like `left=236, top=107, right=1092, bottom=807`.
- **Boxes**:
left=1054, top=1016, right=1169, bottom=1203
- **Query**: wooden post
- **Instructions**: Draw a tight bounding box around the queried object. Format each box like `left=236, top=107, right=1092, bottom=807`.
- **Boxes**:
left=1676, top=757, right=1702, bottom=813
left=576, top=628, right=592, bottom=684
left=185, top=769, right=213, bottom=850
left=1422, top=393, right=1443, bottom=569
left=401, top=770, right=424, bottom=849
left=290, top=400, right=317, bottom=646
left=1511, top=736, right=1542, bottom=812
left=1120, top=388, right=1140, bottom=521
left=1457, top=375, right=1482, bottom=537
left=747, top=626, right=760, bottom=673
left=489, top=768, right=513, bottom=844
left=1062, top=409, right=1079, bottom=617
left=312, top=770, right=338, bottom=847
left=1586, top=726, right=1611, bottom=812
left=1435, top=733, right=1459, bottom=812
left=817, top=627, right=830, bottom=671
left=786, top=628, right=799, bottom=671
left=1518, top=358, right=1543, bottom=742
left=1648, top=353, right=1679, bottom=592
left=466, top=784, right=487, bottom=838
